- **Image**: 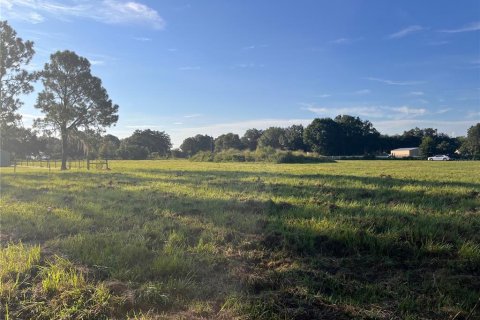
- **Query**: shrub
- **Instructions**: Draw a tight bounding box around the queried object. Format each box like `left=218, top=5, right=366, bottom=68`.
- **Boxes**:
left=190, top=148, right=334, bottom=163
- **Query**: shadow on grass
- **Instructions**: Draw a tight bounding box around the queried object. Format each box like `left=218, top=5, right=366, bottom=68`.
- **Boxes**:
left=1, top=168, right=479, bottom=319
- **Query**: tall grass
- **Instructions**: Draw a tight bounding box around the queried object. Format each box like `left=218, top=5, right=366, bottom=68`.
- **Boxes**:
left=1, top=160, right=479, bottom=319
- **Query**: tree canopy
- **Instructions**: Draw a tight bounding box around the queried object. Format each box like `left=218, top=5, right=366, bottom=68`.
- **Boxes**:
left=180, top=134, right=214, bottom=156
left=460, top=123, right=480, bottom=159
left=0, top=20, right=36, bottom=128
left=123, top=129, right=172, bottom=157
left=214, top=133, right=243, bottom=152
left=241, top=129, right=263, bottom=151
left=304, top=118, right=341, bottom=155
left=258, top=127, right=285, bottom=149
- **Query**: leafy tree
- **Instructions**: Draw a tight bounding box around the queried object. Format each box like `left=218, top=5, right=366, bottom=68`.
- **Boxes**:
left=180, top=134, right=214, bottom=156
left=34, top=50, right=119, bottom=169
left=436, top=140, right=455, bottom=155
left=116, top=142, right=149, bottom=160
left=0, top=126, right=40, bottom=158
left=419, top=136, right=436, bottom=157
left=334, top=115, right=379, bottom=155
left=304, top=118, right=341, bottom=155
left=258, top=127, right=285, bottom=149
left=38, top=134, right=62, bottom=158
left=214, top=133, right=243, bottom=152
left=401, top=127, right=437, bottom=147
left=99, top=134, right=120, bottom=159
left=460, top=123, right=480, bottom=159
left=125, top=129, right=172, bottom=157
left=281, top=125, right=306, bottom=151
left=0, top=21, right=37, bottom=128
left=241, top=129, right=263, bottom=151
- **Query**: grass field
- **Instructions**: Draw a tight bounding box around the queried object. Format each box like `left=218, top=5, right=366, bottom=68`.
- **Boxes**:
left=1, top=160, right=479, bottom=319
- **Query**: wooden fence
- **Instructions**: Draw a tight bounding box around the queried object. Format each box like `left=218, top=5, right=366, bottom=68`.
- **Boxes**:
left=14, top=159, right=109, bottom=170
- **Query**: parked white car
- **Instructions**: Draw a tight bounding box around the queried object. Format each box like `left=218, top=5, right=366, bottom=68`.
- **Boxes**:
left=427, top=155, right=450, bottom=161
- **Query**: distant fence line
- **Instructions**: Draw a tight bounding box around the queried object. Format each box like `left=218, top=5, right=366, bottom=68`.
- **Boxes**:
left=14, top=158, right=109, bottom=170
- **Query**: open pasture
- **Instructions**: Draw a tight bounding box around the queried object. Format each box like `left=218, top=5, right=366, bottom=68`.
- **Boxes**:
left=1, top=160, right=479, bottom=319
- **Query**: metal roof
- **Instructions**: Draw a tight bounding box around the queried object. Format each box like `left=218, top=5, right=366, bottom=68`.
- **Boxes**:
left=391, top=147, right=419, bottom=151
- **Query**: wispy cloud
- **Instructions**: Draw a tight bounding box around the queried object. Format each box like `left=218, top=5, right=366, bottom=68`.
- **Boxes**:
left=89, top=60, right=105, bottom=66
left=390, top=106, right=426, bottom=116
left=304, top=106, right=385, bottom=118
left=173, top=4, right=191, bottom=11
left=184, top=114, right=202, bottom=118
left=303, top=104, right=429, bottom=119
left=409, top=91, right=424, bottom=96
left=330, top=37, right=362, bottom=45
left=353, top=89, right=370, bottom=95
left=133, top=37, right=152, bottom=41
left=440, top=21, right=480, bottom=33
left=0, top=0, right=165, bottom=29
left=388, top=25, right=424, bottom=39
left=427, top=40, right=449, bottom=46
left=83, top=53, right=116, bottom=66
left=316, top=94, right=331, bottom=98
left=467, top=111, right=480, bottom=118
left=242, top=44, right=268, bottom=50
left=233, top=63, right=265, bottom=69
left=178, top=66, right=201, bottom=71
left=435, top=108, right=451, bottom=114
left=29, top=11, right=45, bottom=23
left=365, top=77, right=425, bottom=86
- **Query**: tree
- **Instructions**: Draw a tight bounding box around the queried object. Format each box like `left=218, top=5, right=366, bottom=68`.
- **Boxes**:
left=401, top=127, right=437, bottom=147
left=334, top=115, right=379, bottom=155
left=38, top=133, right=62, bottom=158
left=460, top=123, right=480, bottom=159
left=116, top=142, right=149, bottom=160
left=0, top=21, right=36, bottom=128
left=214, top=133, right=243, bottom=152
left=241, top=129, right=263, bottom=151
left=99, top=134, right=120, bottom=159
left=304, top=118, right=341, bottom=155
left=258, top=127, right=285, bottom=149
left=34, top=50, right=118, bottom=169
left=419, top=136, right=436, bottom=157
left=281, top=125, right=306, bottom=151
left=0, top=126, right=40, bottom=158
left=124, top=129, right=172, bottom=157
left=180, top=134, right=214, bottom=156
left=0, top=21, right=37, bottom=155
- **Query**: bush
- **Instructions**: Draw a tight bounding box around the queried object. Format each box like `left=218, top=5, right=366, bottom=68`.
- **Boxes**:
left=190, top=148, right=334, bottom=164
left=190, top=151, right=215, bottom=162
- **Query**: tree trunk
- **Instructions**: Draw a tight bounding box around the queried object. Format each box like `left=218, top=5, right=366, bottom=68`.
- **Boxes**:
left=61, top=127, right=68, bottom=170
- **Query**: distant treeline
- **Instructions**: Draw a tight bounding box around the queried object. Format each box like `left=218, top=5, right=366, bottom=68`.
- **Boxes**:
left=2, top=115, right=479, bottom=160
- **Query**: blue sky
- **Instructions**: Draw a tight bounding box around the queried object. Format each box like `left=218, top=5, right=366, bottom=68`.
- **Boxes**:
left=2, top=0, right=479, bottom=146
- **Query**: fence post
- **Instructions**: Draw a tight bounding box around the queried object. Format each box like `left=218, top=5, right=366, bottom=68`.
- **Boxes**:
left=105, top=159, right=109, bottom=170
left=87, top=158, right=90, bottom=170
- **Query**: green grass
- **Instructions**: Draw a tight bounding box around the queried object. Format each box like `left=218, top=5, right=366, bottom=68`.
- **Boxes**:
left=1, top=160, right=479, bottom=319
